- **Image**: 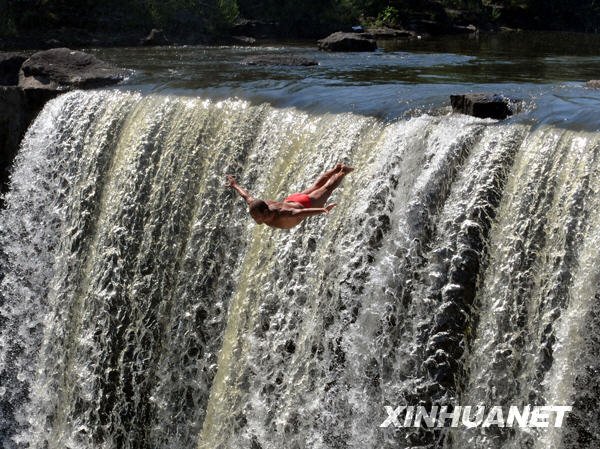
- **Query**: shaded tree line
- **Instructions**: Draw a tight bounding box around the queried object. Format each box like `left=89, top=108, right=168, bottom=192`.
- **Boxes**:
left=0, top=0, right=238, bottom=37
left=235, top=0, right=600, bottom=34
left=1, top=0, right=600, bottom=39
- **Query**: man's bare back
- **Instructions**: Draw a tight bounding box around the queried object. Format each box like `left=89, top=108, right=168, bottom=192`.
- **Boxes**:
left=226, top=163, right=354, bottom=229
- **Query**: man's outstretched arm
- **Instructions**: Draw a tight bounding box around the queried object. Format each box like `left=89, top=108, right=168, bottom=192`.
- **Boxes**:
left=226, top=175, right=254, bottom=204
left=290, top=204, right=336, bottom=218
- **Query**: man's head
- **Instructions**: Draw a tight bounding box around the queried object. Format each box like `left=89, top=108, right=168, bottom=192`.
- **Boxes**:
left=248, top=199, right=272, bottom=224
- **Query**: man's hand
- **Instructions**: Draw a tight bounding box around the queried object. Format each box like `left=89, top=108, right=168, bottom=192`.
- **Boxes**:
left=225, top=174, right=237, bottom=188
left=324, top=203, right=337, bottom=213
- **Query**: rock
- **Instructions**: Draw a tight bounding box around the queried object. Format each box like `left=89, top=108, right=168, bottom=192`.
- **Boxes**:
left=586, top=80, right=600, bottom=88
left=231, top=19, right=280, bottom=38
left=231, top=36, right=257, bottom=45
left=140, top=29, right=169, bottom=46
left=19, top=48, right=125, bottom=91
left=318, top=32, right=377, bottom=52
left=0, top=53, right=28, bottom=86
left=450, top=93, right=522, bottom=119
left=241, top=55, right=318, bottom=67
left=362, top=27, right=418, bottom=40
left=451, top=24, right=478, bottom=34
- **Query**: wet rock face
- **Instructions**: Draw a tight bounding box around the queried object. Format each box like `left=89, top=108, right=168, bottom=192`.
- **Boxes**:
left=241, top=55, right=318, bottom=66
left=0, top=53, right=28, bottom=86
left=450, top=93, right=522, bottom=120
left=19, top=47, right=125, bottom=91
left=317, top=32, right=377, bottom=52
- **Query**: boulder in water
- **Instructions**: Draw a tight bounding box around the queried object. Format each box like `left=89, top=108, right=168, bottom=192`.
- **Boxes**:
left=317, top=32, right=377, bottom=52
left=140, top=29, right=169, bottom=46
left=230, top=19, right=281, bottom=38
left=241, top=55, right=318, bottom=66
left=0, top=52, right=28, bottom=86
left=361, top=27, right=418, bottom=40
left=586, top=80, right=600, bottom=88
left=231, top=36, right=257, bottom=45
left=18, top=48, right=125, bottom=91
left=450, top=93, right=522, bottom=119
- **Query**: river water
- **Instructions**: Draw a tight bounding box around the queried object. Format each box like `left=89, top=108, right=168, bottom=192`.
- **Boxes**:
left=0, top=32, right=599, bottom=449
left=92, top=31, right=600, bottom=126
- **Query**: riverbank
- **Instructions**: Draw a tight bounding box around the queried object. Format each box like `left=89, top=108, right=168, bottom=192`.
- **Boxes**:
left=2, top=0, right=600, bottom=51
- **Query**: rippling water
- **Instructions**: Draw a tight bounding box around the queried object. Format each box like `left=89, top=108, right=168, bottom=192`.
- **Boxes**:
left=93, top=31, right=600, bottom=127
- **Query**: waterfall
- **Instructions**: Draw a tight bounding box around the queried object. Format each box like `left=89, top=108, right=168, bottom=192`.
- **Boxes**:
left=0, top=90, right=598, bottom=449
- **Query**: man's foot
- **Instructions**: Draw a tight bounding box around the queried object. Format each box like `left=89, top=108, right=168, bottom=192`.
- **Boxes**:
left=340, top=164, right=354, bottom=174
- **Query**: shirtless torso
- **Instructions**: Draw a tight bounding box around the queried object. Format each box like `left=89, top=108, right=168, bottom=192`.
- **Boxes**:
left=259, top=199, right=336, bottom=229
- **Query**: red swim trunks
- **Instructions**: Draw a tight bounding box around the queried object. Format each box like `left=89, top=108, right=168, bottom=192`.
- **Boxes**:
left=284, top=192, right=312, bottom=208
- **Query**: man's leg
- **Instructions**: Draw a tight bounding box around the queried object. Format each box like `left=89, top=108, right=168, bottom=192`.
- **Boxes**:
left=308, top=170, right=348, bottom=208
left=300, top=163, right=343, bottom=195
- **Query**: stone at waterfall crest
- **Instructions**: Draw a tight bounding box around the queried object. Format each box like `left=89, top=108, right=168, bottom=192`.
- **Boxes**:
left=18, top=47, right=125, bottom=91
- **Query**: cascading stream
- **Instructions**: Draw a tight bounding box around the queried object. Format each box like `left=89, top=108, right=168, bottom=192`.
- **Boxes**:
left=0, top=90, right=598, bottom=449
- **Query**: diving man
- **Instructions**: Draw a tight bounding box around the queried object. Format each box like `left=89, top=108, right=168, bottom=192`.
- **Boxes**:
left=226, top=163, right=353, bottom=229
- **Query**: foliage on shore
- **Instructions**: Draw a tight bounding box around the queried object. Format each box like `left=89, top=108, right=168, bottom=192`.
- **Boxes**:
left=0, top=0, right=239, bottom=37
left=1, top=0, right=600, bottom=41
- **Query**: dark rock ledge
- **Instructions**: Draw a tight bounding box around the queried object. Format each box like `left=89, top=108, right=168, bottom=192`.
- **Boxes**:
left=316, top=25, right=432, bottom=52
left=19, top=47, right=125, bottom=90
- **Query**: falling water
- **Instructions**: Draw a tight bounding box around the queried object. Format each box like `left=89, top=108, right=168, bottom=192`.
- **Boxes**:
left=0, top=90, right=598, bottom=449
